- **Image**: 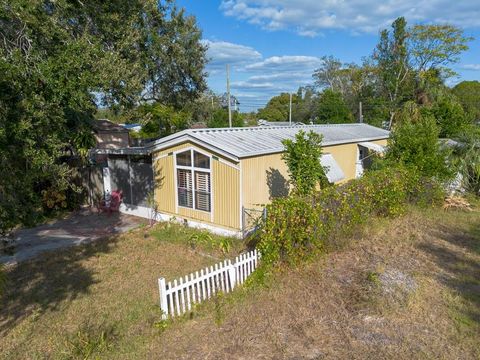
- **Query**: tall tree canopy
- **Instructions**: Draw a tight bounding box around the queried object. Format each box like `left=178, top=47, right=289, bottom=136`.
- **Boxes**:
left=315, top=89, right=354, bottom=124
left=0, top=0, right=207, bottom=234
left=309, top=17, right=471, bottom=130
left=452, top=81, right=480, bottom=122
left=257, top=93, right=299, bottom=122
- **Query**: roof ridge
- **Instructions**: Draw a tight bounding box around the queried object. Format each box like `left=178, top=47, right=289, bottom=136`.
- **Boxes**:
left=191, top=123, right=366, bottom=134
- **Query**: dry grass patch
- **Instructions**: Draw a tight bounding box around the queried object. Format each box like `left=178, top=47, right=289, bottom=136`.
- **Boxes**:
left=152, top=207, right=480, bottom=359
left=0, top=221, right=244, bottom=359
left=1, top=206, right=479, bottom=359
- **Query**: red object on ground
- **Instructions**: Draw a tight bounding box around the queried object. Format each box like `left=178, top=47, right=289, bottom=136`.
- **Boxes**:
left=97, top=190, right=123, bottom=214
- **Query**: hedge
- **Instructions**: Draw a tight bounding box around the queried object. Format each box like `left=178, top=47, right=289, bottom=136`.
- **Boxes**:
left=256, top=166, right=444, bottom=266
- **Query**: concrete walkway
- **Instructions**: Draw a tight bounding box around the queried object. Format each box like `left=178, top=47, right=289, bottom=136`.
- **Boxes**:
left=0, top=209, right=145, bottom=265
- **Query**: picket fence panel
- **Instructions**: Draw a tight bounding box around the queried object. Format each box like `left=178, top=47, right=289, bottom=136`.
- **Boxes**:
left=158, top=249, right=259, bottom=318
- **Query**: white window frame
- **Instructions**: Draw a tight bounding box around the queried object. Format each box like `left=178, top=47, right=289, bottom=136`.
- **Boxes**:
left=174, top=148, right=212, bottom=214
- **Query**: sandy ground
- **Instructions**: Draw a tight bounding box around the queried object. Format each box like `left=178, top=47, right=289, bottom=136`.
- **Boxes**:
left=0, top=209, right=144, bottom=265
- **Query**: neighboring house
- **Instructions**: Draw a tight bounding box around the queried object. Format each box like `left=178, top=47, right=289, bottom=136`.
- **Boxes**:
left=120, top=123, right=142, bottom=132
left=93, top=119, right=130, bottom=149
left=96, top=123, right=388, bottom=237
left=258, top=120, right=304, bottom=127
left=190, top=122, right=208, bottom=129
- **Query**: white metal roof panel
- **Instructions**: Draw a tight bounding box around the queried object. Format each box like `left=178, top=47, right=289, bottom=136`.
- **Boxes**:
left=147, top=123, right=390, bottom=160
left=321, top=154, right=345, bottom=183
left=358, top=141, right=386, bottom=153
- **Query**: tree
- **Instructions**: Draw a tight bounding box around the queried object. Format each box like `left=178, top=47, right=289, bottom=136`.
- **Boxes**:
left=313, top=56, right=346, bottom=93
left=257, top=93, right=298, bottom=121
left=137, top=103, right=191, bottom=138
left=282, top=131, right=329, bottom=196
left=316, top=89, right=354, bottom=124
left=452, top=81, right=480, bottom=122
left=186, top=90, right=222, bottom=124
left=373, top=17, right=413, bottom=129
left=0, top=0, right=207, bottom=235
left=409, top=25, right=472, bottom=78
left=428, top=96, right=470, bottom=138
left=292, top=86, right=317, bottom=123
left=207, top=109, right=244, bottom=128
left=384, top=102, right=452, bottom=180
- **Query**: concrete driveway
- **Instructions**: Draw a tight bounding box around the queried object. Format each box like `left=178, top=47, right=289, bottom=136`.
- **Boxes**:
left=0, top=209, right=145, bottom=265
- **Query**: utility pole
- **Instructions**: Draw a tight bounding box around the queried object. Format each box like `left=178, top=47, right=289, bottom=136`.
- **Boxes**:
left=289, top=92, right=292, bottom=125
left=226, top=64, right=232, bottom=128
left=359, top=101, right=363, bottom=123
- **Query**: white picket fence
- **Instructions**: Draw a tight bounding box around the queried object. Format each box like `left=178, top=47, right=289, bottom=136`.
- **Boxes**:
left=158, top=249, right=260, bottom=318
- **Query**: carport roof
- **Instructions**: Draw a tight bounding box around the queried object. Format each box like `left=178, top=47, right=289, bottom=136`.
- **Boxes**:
left=146, top=123, right=389, bottom=161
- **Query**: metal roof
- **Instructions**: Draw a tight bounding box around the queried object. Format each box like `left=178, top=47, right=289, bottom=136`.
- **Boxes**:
left=93, top=119, right=129, bottom=133
left=359, top=141, right=387, bottom=153
left=91, top=147, right=149, bottom=155
left=147, top=123, right=389, bottom=160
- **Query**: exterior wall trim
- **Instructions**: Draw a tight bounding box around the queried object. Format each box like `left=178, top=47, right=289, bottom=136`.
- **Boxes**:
left=119, top=203, right=241, bottom=238
left=148, top=135, right=239, bottom=162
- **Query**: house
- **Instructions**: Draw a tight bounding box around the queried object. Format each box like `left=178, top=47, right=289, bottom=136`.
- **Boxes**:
left=120, top=123, right=142, bottom=133
left=96, top=123, right=389, bottom=237
left=93, top=119, right=131, bottom=149
left=257, top=120, right=305, bottom=127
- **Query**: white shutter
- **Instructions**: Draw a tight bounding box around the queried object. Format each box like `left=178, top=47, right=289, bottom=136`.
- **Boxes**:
left=195, top=171, right=211, bottom=211
left=177, top=169, right=193, bottom=208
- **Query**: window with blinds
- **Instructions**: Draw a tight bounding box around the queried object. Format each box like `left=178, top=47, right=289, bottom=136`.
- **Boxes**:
left=195, top=171, right=211, bottom=212
left=177, top=169, right=193, bottom=208
left=176, top=149, right=211, bottom=212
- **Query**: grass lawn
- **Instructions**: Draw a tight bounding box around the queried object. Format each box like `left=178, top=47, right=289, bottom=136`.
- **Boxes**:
left=1, top=206, right=479, bottom=359
left=0, top=221, right=245, bottom=359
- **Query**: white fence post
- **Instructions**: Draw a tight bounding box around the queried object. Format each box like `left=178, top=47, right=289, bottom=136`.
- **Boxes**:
left=158, top=277, right=168, bottom=319
left=228, top=259, right=236, bottom=288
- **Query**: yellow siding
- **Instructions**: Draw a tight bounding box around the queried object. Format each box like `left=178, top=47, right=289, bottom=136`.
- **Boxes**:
left=178, top=207, right=211, bottom=222
left=240, top=138, right=389, bottom=208
left=153, top=153, right=175, bottom=213
left=213, top=160, right=240, bottom=229
left=152, top=141, right=241, bottom=230
left=241, top=153, right=290, bottom=210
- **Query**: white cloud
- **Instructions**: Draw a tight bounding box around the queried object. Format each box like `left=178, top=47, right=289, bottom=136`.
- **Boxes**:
left=231, top=81, right=276, bottom=90
left=461, top=64, right=480, bottom=71
left=245, top=55, right=322, bottom=71
left=220, top=0, right=480, bottom=36
left=205, top=42, right=323, bottom=109
left=202, top=40, right=261, bottom=72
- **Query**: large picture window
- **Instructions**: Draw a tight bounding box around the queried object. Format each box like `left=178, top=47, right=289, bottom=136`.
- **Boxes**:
left=176, top=149, right=211, bottom=212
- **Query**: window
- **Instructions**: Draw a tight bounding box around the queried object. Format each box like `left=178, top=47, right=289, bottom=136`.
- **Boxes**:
left=176, top=150, right=211, bottom=212
left=177, top=168, right=193, bottom=208
left=176, top=151, right=191, bottom=166
left=194, top=152, right=210, bottom=169
left=195, top=171, right=211, bottom=212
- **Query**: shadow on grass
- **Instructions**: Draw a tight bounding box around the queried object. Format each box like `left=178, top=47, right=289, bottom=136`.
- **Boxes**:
left=0, top=235, right=119, bottom=336
left=418, top=221, right=480, bottom=329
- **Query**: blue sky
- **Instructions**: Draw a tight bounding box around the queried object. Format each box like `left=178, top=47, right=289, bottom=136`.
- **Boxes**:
left=177, top=0, right=480, bottom=112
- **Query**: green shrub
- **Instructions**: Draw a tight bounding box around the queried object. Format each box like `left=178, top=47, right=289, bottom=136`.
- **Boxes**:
left=257, top=166, right=443, bottom=266
left=383, top=103, right=454, bottom=181
left=281, top=130, right=329, bottom=196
